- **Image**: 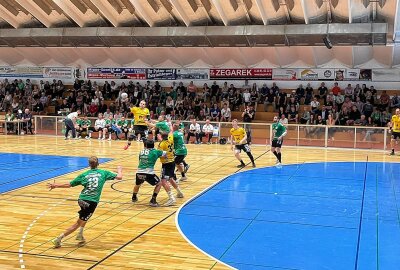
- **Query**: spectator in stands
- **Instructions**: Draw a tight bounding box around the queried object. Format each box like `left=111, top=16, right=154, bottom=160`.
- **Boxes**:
left=300, top=107, right=310, bottom=124
left=264, top=88, right=276, bottom=112
left=391, top=93, right=400, bottom=109
left=288, top=106, right=298, bottom=124
left=338, top=106, right=350, bottom=126
left=197, top=109, right=206, bottom=121
left=353, top=84, right=362, bottom=101
left=250, top=89, right=259, bottom=107
left=73, top=79, right=81, bottom=91
left=242, top=79, right=251, bottom=91
left=188, top=81, right=197, bottom=100
left=260, top=83, right=269, bottom=104
left=347, top=105, right=361, bottom=126
left=165, top=96, right=175, bottom=115
left=305, top=83, right=314, bottom=105
left=344, top=84, right=354, bottom=98
left=332, top=82, right=341, bottom=96
left=22, top=108, right=34, bottom=134
left=365, top=88, right=374, bottom=105
left=233, top=91, right=243, bottom=111
left=271, top=82, right=280, bottom=95
left=342, top=96, right=353, bottom=112
left=286, top=96, right=299, bottom=113
left=242, top=89, right=251, bottom=106
left=335, top=92, right=344, bottom=111
left=310, top=97, right=320, bottom=114
left=242, top=105, right=255, bottom=124
left=316, top=82, right=328, bottom=104
left=295, top=84, right=305, bottom=103
left=210, top=103, right=221, bottom=122
left=88, top=102, right=98, bottom=117
left=220, top=82, right=229, bottom=99
left=221, top=103, right=231, bottom=122
left=279, top=114, right=288, bottom=126
left=379, top=90, right=390, bottom=111
left=363, top=100, right=374, bottom=119
left=187, top=118, right=201, bottom=144
left=200, top=118, right=214, bottom=144
left=354, top=97, right=364, bottom=115
left=210, top=81, right=219, bottom=102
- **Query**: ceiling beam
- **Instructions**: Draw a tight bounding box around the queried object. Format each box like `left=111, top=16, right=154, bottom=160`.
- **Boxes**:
left=348, top=0, right=352, bottom=23
left=70, top=0, right=88, bottom=14
left=300, top=0, right=309, bottom=24
left=53, top=0, right=85, bottom=26
left=91, top=0, right=119, bottom=26
left=120, top=0, right=135, bottom=13
left=81, top=0, right=99, bottom=14
left=254, top=0, right=267, bottom=25
left=15, top=0, right=53, bottom=27
left=107, top=0, right=123, bottom=14
left=0, top=3, right=20, bottom=28
left=0, top=0, right=19, bottom=16
left=129, top=0, right=154, bottom=26
left=200, top=0, right=211, bottom=12
left=211, top=0, right=228, bottom=26
left=230, top=0, right=238, bottom=11
left=160, top=0, right=172, bottom=12
left=33, top=0, right=52, bottom=15
left=169, top=0, right=190, bottom=26
left=187, top=0, right=198, bottom=12
left=147, top=0, right=160, bottom=13
left=43, top=0, right=63, bottom=14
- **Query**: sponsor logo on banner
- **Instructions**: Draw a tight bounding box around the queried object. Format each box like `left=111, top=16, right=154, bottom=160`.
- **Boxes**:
left=176, top=68, right=209, bottom=80
left=344, top=69, right=360, bottom=80
left=147, top=68, right=176, bottom=80
left=372, top=69, right=400, bottom=82
left=272, top=69, right=298, bottom=80
left=299, top=69, right=335, bottom=81
left=87, top=68, right=146, bottom=79
left=335, top=69, right=345, bottom=81
left=0, top=66, right=73, bottom=79
left=43, top=67, right=73, bottom=79
left=210, top=68, right=272, bottom=79
left=359, top=69, right=372, bottom=80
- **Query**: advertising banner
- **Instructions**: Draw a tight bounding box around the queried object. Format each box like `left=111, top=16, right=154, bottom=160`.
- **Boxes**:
left=210, top=68, right=272, bottom=79
left=299, top=69, right=335, bottom=81
left=0, top=66, right=73, bottom=79
left=87, top=68, right=146, bottom=79
left=344, top=69, right=360, bottom=80
left=176, top=68, right=209, bottom=80
left=43, top=67, right=73, bottom=79
left=272, top=69, right=298, bottom=80
left=146, top=68, right=176, bottom=80
left=372, top=69, right=400, bottom=82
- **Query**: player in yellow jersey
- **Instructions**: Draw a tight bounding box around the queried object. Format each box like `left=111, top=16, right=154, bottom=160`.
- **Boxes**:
left=230, top=119, right=256, bottom=168
left=390, top=108, right=400, bottom=155
left=123, top=100, right=150, bottom=150
left=157, top=133, right=184, bottom=206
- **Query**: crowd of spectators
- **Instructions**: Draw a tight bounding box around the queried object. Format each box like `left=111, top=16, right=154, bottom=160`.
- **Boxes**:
left=0, top=78, right=398, bottom=131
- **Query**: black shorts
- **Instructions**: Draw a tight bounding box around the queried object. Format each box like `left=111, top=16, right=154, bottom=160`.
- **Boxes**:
left=392, top=131, right=400, bottom=140
left=235, top=144, right=251, bottom=153
left=134, top=125, right=148, bottom=136
left=136, top=173, right=160, bottom=186
left=161, top=162, right=175, bottom=180
left=174, top=155, right=186, bottom=165
left=78, top=199, right=98, bottom=221
left=272, top=139, right=283, bottom=148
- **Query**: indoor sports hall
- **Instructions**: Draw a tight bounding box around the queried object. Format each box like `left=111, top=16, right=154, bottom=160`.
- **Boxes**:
left=0, top=1, right=399, bottom=270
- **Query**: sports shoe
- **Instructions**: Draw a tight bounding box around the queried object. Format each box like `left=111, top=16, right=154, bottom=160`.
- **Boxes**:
left=131, top=195, right=138, bottom=202
left=390, top=151, right=395, bottom=156
left=164, top=197, right=176, bottom=206
left=64, top=137, right=68, bottom=140
left=179, top=176, right=187, bottom=182
left=98, top=136, right=101, bottom=140
left=85, top=136, right=89, bottom=140
left=177, top=192, right=184, bottom=198
left=149, top=201, right=160, bottom=207
left=184, top=164, right=190, bottom=174
left=51, top=237, right=61, bottom=248
left=123, top=144, right=130, bottom=150
left=237, top=164, right=245, bottom=168
left=76, top=234, right=86, bottom=243
left=107, top=138, right=112, bottom=141
left=275, top=162, right=282, bottom=168
left=252, top=163, right=256, bottom=168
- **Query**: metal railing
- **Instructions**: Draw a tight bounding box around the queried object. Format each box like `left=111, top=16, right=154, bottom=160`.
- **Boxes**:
left=29, top=115, right=389, bottom=151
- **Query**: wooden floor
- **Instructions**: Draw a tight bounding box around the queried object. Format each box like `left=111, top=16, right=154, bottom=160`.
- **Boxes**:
left=0, top=135, right=394, bottom=270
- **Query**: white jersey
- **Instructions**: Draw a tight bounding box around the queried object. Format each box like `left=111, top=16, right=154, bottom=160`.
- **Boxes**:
left=95, top=119, right=106, bottom=128
left=67, top=112, right=78, bottom=120
left=202, top=124, right=214, bottom=133
left=189, top=123, right=201, bottom=133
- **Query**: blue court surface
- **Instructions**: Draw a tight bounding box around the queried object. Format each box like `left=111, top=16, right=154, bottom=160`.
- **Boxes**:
left=177, top=162, right=400, bottom=270
left=0, top=153, right=111, bottom=193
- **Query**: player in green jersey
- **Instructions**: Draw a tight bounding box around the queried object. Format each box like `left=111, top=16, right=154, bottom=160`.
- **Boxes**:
left=104, top=115, right=115, bottom=141
left=132, top=139, right=174, bottom=207
left=116, top=116, right=130, bottom=140
left=77, top=115, right=91, bottom=139
left=172, top=124, right=190, bottom=182
left=146, top=115, right=171, bottom=141
left=47, top=156, right=122, bottom=248
left=271, top=115, right=287, bottom=166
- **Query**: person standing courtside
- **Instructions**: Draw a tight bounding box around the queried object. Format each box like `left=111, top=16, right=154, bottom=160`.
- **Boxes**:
left=230, top=119, right=256, bottom=168
left=65, top=109, right=81, bottom=140
left=389, top=108, right=400, bottom=155
left=271, top=115, right=288, bottom=167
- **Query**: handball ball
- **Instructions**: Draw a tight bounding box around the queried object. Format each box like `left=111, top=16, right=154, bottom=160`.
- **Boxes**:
left=121, top=93, right=128, bottom=99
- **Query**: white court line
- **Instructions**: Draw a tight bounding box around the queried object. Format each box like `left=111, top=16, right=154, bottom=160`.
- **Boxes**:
left=18, top=197, right=70, bottom=269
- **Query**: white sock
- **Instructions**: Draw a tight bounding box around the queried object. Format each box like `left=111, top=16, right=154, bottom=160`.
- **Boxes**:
left=167, top=191, right=174, bottom=199
left=109, top=133, right=112, bottom=139
left=58, top=233, right=65, bottom=239
left=79, top=227, right=84, bottom=235
left=89, top=132, right=92, bottom=138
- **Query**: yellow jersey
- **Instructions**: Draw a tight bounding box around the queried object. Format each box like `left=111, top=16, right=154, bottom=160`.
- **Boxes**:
left=130, top=107, right=150, bottom=126
left=157, top=135, right=174, bottom=164
left=392, top=115, right=400, bottom=132
left=230, top=127, right=246, bottom=145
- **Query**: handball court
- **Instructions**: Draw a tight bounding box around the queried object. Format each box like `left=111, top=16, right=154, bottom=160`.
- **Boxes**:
left=0, top=135, right=397, bottom=269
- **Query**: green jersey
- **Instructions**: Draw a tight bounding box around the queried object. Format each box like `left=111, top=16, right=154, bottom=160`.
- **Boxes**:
left=272, top=122, right=286, bottom=140
left=105, top=119, right=115, bottom=126
left=117, top=119, right=129, bottom=127
left=79, top=119, right=91, bottom=127
left=130, top=119, right=135, bottom=126
left=137, top=148, right=164, bottom=174
left=70, top=169, right=117, bottom=203
left=179, top=123, right=185, bottom=130
left=156, top=121, right=170, bottom=134
left=173, top=130, right=187, bottom=155
left=5, top=113, right=14, bottom=121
